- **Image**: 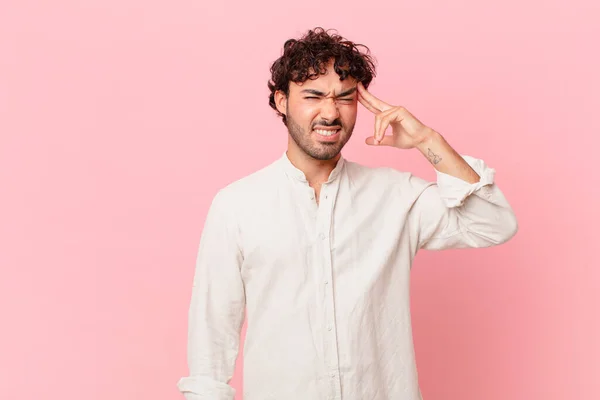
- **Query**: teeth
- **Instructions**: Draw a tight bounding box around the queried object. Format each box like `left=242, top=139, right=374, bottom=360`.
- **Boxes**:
left=315, top=129, right=338, bottom=136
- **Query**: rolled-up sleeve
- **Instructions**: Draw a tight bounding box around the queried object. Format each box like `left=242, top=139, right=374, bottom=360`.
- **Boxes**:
left=408, top=154, right=518, bottom=250
left=177, top=189, right=246, bottom=400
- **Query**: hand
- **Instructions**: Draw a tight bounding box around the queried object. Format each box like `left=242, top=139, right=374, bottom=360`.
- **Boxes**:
left=357, top=82, right=432, bottom=149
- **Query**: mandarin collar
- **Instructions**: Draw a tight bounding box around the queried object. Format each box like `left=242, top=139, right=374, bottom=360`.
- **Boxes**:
left=280, top=151, right=346, bottom=183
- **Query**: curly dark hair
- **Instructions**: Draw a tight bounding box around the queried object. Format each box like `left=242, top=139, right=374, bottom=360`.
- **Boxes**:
left=268, top=27, right=377, bottom=125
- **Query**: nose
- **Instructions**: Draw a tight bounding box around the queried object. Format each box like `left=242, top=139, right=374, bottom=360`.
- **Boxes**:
left=320, top=97, right=340, bottom=122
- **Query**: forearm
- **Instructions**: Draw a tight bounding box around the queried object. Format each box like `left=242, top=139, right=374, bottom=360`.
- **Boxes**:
left=415, top=129, right=481, bottom=184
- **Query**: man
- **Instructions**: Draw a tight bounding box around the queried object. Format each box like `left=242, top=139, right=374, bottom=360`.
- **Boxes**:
left=177, top=27, right=518, bottom=400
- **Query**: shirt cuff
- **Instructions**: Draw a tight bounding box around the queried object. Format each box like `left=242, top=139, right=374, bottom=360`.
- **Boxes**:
left=434, top=154, right=496, bottom=208
left=177, top=376, right=236, bottom=400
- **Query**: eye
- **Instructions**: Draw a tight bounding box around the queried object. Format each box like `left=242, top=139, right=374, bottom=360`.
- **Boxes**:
left=304, top=96, right=319, bottom=100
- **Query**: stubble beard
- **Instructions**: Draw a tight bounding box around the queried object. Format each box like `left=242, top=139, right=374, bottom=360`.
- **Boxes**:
left=286, top=111, right=355, bottom=161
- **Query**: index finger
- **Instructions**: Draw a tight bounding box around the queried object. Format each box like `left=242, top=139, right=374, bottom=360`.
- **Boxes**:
left=357, top=82, right=392, bottom=112
left=358, top=92, right=381, bottom=114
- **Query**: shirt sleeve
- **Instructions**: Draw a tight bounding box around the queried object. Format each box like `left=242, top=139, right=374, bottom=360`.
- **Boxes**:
left=177, top=189, right=246, bottom=400
left=407, top=154, right=519, bottom=250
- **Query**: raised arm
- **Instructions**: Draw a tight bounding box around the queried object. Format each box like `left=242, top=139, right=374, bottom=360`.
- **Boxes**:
left=357, top=81, right=518, bottom=250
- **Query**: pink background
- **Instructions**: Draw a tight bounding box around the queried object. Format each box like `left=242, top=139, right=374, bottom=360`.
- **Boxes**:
left=1, top=1, right=598, bottom=399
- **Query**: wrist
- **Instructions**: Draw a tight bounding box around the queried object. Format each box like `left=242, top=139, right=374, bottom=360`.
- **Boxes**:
left=415, top=128, right=440, bottom=153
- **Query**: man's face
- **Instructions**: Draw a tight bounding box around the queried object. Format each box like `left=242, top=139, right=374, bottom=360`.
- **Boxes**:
left=277, top=60, right=358, bottom=161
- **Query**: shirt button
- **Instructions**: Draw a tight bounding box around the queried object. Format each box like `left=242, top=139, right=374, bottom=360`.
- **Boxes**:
left=330, top=372, right=336, bottom=378
left=327, top=326, right=333, bottom=331
left=319, top=233, right=326, bottom=240
left=324, top=280, right=329, bottom=285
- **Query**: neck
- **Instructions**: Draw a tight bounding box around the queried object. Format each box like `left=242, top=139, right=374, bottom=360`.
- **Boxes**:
left=286, top=141, right=341, bottom=185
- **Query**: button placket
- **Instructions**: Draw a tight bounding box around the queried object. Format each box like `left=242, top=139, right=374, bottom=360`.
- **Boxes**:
left=315, top=181, right=343, bottom=400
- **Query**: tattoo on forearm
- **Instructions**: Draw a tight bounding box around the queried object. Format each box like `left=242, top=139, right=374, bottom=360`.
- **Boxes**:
left=427, top=148, right=442, bottom=165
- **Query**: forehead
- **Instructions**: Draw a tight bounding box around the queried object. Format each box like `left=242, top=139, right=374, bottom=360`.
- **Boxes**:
left=289, top=62, right=357, bottom=94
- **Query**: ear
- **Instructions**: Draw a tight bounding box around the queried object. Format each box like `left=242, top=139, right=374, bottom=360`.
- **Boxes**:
left=274, top=90, right=287, bottom=116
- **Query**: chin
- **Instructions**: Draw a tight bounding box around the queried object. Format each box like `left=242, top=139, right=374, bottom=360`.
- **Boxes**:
left=305, top=145, right=342, bottom=161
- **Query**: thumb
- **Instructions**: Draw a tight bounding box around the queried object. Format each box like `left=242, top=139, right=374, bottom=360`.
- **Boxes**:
left=365, top=135, right=394, bottom=147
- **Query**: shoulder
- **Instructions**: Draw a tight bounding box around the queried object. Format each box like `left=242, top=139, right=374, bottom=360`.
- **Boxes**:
left=343, top=159, right=415, bottom=185
left=211, top=158, right=281, bottom=208
left=344, top=158, right=435, bottom=196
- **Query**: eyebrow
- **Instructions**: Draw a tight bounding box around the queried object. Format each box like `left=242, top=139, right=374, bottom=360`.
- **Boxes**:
left=300, top=86, right=357, bottom=97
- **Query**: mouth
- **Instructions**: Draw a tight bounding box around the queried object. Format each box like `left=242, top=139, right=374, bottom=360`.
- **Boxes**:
left=312, top=127, right=341, bottom=142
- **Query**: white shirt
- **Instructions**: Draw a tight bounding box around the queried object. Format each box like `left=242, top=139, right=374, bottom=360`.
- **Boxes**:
left=177, top=151, right=518, bottom=400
